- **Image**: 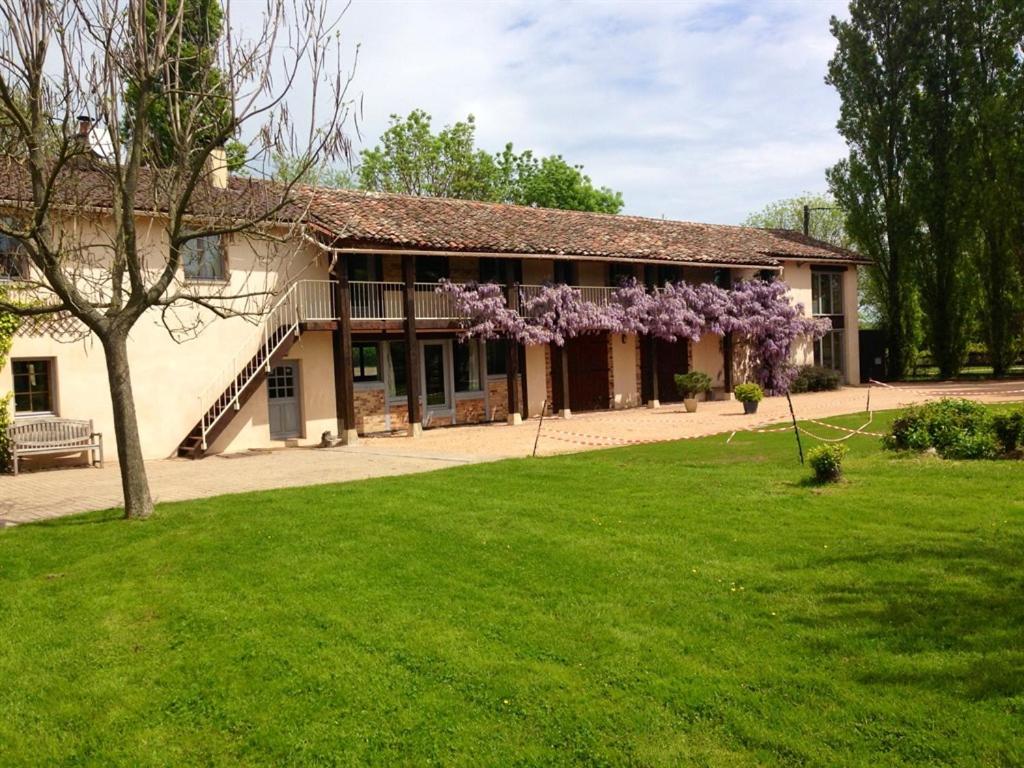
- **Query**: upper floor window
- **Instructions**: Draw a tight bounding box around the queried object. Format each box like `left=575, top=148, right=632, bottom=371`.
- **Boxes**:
left=713, top=268, right=731, bottom=289
left=182, top=235, right=226, bottom=281
left=478, top=257, right=504, bottom=285
left=812, top=269, right=846, bottom=373
left=12, top=358, right=55, bottom=414
left=811, top=270, right=844, bottom=317
left=415, top=256, right=449, bottom=283
left=0, top=220, right=28, bottom=281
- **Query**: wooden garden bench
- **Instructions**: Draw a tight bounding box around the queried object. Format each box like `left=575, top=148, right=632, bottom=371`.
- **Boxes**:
left=8, top=418, right=103, bottom=476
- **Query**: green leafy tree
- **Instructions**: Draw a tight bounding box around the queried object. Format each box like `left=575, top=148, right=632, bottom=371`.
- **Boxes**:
left=961, top=0, right=1024, bottom=376
left=826, top=0, right=926, bottom=379
left=358, top=110, right=624, bottom=213
left=743, top=193, right=850, bottom=247
left=269, top=152, right=355, bottom=189
left=906, top=0, right=976, bottom=378
left=358, top=110, right=498, bottom=199
left=123, top=0, right=245, bottom=169
left=510, top=153, right=623, bottom=214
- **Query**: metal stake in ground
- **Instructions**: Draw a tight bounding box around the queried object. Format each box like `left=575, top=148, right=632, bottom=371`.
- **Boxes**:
left=786, top=391, right=804, bottom=465
left=532, top=400, right=548, bottom=458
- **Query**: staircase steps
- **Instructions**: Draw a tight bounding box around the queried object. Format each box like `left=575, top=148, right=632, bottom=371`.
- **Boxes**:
left=176, top=325, right=300, bottom=459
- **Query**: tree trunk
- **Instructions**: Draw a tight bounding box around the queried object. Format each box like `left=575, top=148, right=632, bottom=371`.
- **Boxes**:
left=102, top=331, right=154, bottom=519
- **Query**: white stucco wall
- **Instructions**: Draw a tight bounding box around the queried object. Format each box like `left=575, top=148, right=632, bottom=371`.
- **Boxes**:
left=843, top=267, right=861, bottom=383
left=1, top=213, right=328, bottom=460
left=611, top=333, right=639, bottom=408
left=524, top=344, right=548, bottom=417
left=781, top=262, right=815, bottom=366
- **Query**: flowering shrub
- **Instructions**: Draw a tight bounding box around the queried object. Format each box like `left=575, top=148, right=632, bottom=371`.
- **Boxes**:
left=437, top=277, right=826, bottom=393
left=808, top=444, right=848, bottom=483
left=725, top=281, right=830, bottom=394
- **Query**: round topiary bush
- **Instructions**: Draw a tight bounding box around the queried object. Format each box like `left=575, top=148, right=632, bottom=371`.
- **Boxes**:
left=807, top=443, right=848, bottom=483
left=734, top=382, right=764, bottom=403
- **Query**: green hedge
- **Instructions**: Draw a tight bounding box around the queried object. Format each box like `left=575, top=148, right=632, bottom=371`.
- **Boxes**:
left=0, top=293, right=16, bottom=473
left=884, top=399, right=1002, bottom=460
left=789, top=366, right=841, bottom=394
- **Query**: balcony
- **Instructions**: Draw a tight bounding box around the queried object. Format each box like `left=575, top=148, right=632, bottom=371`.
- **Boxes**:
left=349, top=281, right=615, bottom=323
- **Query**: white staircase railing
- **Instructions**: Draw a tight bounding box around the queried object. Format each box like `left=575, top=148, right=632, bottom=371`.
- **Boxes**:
left=193, top=279, right=337, bottom=450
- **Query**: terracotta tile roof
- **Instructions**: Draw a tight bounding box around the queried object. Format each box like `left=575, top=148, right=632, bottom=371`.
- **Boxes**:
left=0, top=157, right=306, bottom=223
left=0, top=157, right=866, bottom=266
left=303, top=188, right=867, bottom=267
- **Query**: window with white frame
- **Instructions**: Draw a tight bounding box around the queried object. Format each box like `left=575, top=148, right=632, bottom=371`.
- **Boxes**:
left=453, top=340, right=481, bottom=393
left=811, top=269, right=845, bottom=373
left=182, top=235, right=227, bottom=281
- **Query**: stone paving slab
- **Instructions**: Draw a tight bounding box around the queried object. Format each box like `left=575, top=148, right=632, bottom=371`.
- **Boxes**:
left=2, top=381, right=1022, bottom=526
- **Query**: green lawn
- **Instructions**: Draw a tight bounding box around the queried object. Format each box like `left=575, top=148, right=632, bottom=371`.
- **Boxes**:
left=1, top=410, right=1023, bottom=767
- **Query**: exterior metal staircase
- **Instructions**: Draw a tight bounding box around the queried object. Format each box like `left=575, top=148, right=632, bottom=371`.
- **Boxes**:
left=176, top=280, right=336, bottom=459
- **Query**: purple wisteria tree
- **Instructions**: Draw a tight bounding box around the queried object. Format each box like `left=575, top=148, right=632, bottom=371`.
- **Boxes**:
left=438, top=277, right=829, bottom=394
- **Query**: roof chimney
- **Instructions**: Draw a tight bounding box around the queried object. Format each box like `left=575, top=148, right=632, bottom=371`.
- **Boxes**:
left=76, top=115, right=92, bottom=148
left=209, top=145, right=229, bottom=189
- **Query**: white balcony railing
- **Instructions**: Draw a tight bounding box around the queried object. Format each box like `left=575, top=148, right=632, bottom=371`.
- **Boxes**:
left=349, top=280, right=615, bottom=322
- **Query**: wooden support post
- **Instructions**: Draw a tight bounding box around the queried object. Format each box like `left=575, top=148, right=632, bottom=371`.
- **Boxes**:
left=518, top=343, right=529, bottom=421
left=332, top=259, right=358, bottom=444
left=505, top=272, right=523, bottom=424
left=506, top=343, right=522, bottom=425
left=402, top=255, right=422, bottom=436
left=559, top=345, right=571, bottom=418
left=723, top=332, right=734, bottom=394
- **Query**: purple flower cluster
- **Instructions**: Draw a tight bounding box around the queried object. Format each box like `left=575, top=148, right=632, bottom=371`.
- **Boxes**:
left=437, top=277, right=829, bottom=393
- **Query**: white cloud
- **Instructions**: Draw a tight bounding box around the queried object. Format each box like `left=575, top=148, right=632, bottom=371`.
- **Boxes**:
left=245, top=0, right=851, bottom=224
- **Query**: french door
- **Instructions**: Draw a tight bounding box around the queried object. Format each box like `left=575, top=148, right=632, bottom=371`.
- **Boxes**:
left=419, top=340, right=452, bottom=418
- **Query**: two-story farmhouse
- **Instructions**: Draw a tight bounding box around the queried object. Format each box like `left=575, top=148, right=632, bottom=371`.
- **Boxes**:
left=1, top=158, right=865, bottom=463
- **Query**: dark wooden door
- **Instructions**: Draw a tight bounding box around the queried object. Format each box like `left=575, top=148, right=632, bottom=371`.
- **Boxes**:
left=641, top=337, right=689, bottom=403
left=557, top=334, right=610, bottom=412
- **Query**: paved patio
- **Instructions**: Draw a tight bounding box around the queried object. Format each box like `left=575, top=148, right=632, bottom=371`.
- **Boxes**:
left=3, top=380, right=1023, bottom=525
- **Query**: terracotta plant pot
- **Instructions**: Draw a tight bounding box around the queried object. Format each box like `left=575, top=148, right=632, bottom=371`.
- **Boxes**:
left=684, top=398, right=699, bottom=413
left=743, top=400, right=759, bottom=415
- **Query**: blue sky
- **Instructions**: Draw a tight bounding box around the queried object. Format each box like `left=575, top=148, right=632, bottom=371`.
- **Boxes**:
left=294, top=0, right=850, bottom=224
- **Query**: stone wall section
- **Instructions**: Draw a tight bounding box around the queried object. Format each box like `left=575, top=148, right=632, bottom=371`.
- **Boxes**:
left=487, top=376, right=510, bottom=421
left=353, top=386, right=387, bottom=434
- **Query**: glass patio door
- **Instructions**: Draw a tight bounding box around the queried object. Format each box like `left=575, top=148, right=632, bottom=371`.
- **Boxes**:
left=420, top=340, right=451, bottom=413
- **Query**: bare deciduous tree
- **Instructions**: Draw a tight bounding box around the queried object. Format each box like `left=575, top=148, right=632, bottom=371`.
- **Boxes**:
left=0, top=0, right=354, bottom=518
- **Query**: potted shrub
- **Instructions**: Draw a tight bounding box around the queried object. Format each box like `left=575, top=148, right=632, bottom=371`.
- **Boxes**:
left=674, top=371, right=712, bottom=413
left=734, top=382, right=763, bottom=414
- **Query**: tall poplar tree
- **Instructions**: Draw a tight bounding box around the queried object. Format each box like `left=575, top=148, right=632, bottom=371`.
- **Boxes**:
left=907, top=0, right=975, bottom=378
left=962, top=0, right=1024, bottom=375
left=826, top=0, right=925, bottom=379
